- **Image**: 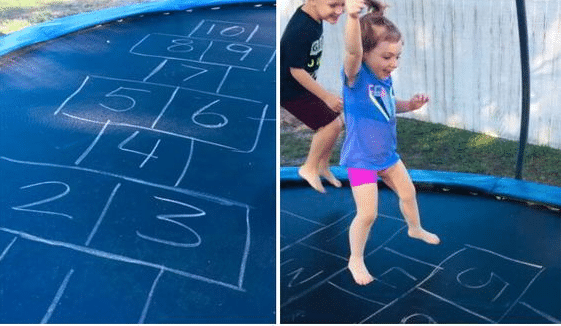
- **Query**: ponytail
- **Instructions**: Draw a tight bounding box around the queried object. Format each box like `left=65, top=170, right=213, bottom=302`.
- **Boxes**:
left=360, top=1, right=401, bottom=53
left=364, top=0, right=387, bottom=17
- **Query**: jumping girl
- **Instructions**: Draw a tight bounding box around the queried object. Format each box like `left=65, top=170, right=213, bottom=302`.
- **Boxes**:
left=341, top=0, right=441, bottom=285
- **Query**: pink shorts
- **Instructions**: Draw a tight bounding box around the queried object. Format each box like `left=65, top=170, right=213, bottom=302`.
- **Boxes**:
left=347, top=167, right=379, bottom=187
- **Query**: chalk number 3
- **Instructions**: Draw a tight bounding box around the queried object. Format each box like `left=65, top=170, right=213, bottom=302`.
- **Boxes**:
left=136, top=196, right=204, bottom=248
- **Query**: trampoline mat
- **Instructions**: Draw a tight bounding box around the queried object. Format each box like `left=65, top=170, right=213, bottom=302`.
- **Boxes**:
left=281, top=183, right=561, bottom=324
left=0, top=3, right=275, bottom=324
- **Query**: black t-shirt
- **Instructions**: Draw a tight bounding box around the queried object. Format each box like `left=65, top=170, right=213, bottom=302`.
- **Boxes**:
left=280, top=6, right=324, bottom=102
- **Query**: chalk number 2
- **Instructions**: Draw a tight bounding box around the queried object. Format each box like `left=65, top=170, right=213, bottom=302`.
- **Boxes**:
left=12, top=181, right=73, bottom=219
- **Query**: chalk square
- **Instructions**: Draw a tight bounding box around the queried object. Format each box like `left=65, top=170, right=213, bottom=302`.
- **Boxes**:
left=328, top=246, right=438, bottom=307
left=130, top=33, right=211, bottom=62
left=281, top=280, right=384, bottom=324
left=155, top=88, right=267, bottom=152
left=144, top=60, right=230, bottom=94
left=199, top=40, right=275, bottom=71
left=0, top=239, right=78, bottom=323
left=300, top=214, right=405, bottom=260
left=217, top=67, right=275, bottom=103
left=281, top=243, right=347, bottom=305
left=86, top=182, right=251, bottom=289
left=362, top=288, right=490, bottom=324
left=280, top=209, right=325, bottom=249
left=189, top=20, right=260, bottom=44
left=419, top=245, right=544, bottom=322
left=70, top=125, right=195, bottom=187
left=41, top=250, right=158, bottom=324
left=501, top=301, right=561, bottom=323
left=280, top=186, right=355, bottom=226
left=0, top=162, right=126, bottom=245
left=55, top=75, right=177, bottom=127
left=142, top=271, right=274, bottom=324
left=0, top=237, right=155, bottom=323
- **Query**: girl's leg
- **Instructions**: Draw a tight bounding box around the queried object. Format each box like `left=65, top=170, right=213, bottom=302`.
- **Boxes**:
left=379, top=161, right=440, bottom=245
left=348, top=182, right=378, bottom=285
left=299, top=117, right=342, bottom=193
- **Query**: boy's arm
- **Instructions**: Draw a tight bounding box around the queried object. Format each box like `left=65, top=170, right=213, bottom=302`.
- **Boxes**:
left=344, top=0, right=365, bottom=85
left=290, top=67, right=343, bottom=112
left=396, top=94, right=430, bottom=113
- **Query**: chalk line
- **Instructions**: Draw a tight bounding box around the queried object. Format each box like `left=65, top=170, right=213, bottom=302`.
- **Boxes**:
left=41, top=269, right=75, bottom=324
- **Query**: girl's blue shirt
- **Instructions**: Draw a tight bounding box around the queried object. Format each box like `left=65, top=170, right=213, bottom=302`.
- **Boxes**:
left=340, top=63, right=400, bottom=170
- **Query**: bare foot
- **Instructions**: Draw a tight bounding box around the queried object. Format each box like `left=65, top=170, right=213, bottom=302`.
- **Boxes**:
left=298, top=167, right=325, bottom=193
left=320, top=168, right=342, bottom=188
left=348, top=256, right=374, bottom=285
left=408, top=227, right=440, bottom=245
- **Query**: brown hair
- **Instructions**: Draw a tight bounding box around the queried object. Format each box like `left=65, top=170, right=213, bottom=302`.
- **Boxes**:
left=360, top=0, right=402, bottom=53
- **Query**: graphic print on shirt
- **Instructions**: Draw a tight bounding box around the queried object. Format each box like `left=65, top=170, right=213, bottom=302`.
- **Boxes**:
left=306, top=35, right=323, bottom=78
left=368, top=84, right=394, bottom=121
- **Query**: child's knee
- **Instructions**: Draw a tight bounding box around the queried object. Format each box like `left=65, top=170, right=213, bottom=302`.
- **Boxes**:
left=335, top=117, right=343, bottom=131
left=355, top=211, right=378, bottom=225
left=399, top=185, right=417, bottom=203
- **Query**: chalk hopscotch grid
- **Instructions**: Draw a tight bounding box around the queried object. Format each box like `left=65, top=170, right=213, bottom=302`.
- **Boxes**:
left=3, top=75, right=256, bottom=321
left=54, top=16, right=274, bottom=156
left=280, top=205, right=553, bottom=324
left=1, top=6, right=275, bottom=324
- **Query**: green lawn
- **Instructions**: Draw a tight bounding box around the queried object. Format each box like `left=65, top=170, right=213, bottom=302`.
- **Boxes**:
left=0, top=0, right=158, bottom=34
left=281, top=117, right=561, bottom=187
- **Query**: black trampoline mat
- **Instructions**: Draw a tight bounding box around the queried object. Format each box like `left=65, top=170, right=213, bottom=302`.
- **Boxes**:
left=280, top=183, right=561, bottom=324
left=0, top=3, right=275, bottom=324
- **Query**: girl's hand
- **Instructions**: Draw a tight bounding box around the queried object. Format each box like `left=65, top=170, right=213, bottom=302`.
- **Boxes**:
left=409, top=94, right=429, bottom=111
left=346, top=0, right=365, bottom=19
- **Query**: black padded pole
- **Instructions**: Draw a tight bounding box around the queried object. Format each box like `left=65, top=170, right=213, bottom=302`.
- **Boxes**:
left=515, top=0, right=531, bottom=180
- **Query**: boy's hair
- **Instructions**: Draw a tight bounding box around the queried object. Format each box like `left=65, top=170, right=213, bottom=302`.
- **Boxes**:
left=360, top=0, right=402, bottom=53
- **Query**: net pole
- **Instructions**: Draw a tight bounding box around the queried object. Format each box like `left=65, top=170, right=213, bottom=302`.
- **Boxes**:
left=515, top=0, right=530, bottom=180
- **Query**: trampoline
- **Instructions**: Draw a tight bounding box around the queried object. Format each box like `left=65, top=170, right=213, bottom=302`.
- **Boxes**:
left=280, top=167, right=561, bottom=324
left=0, top=0, right=275, bottom=323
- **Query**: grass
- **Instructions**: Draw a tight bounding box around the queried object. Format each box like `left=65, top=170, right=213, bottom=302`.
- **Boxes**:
left=0, top=0, right=159, bottom=35
left=281, top=117, right=561, bottom=188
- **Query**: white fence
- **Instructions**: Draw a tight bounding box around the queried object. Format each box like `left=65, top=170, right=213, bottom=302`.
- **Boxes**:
left=279, top=0, right=561, bottom=149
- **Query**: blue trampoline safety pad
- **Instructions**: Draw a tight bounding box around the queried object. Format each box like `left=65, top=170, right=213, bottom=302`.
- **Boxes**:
left=0, top=0, right=274, bottom=56
left=281, top=166, right=561, bottom=208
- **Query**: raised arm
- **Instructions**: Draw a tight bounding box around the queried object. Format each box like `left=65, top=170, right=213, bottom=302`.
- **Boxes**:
left=344, top=0, right=365, bottom=86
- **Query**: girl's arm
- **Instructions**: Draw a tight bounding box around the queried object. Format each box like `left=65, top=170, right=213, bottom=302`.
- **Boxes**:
left=344, top=0, right=365, bottom=86
left=396, top=94, right=430, bottom=113
left=290, top=67, right=343, bottom=112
